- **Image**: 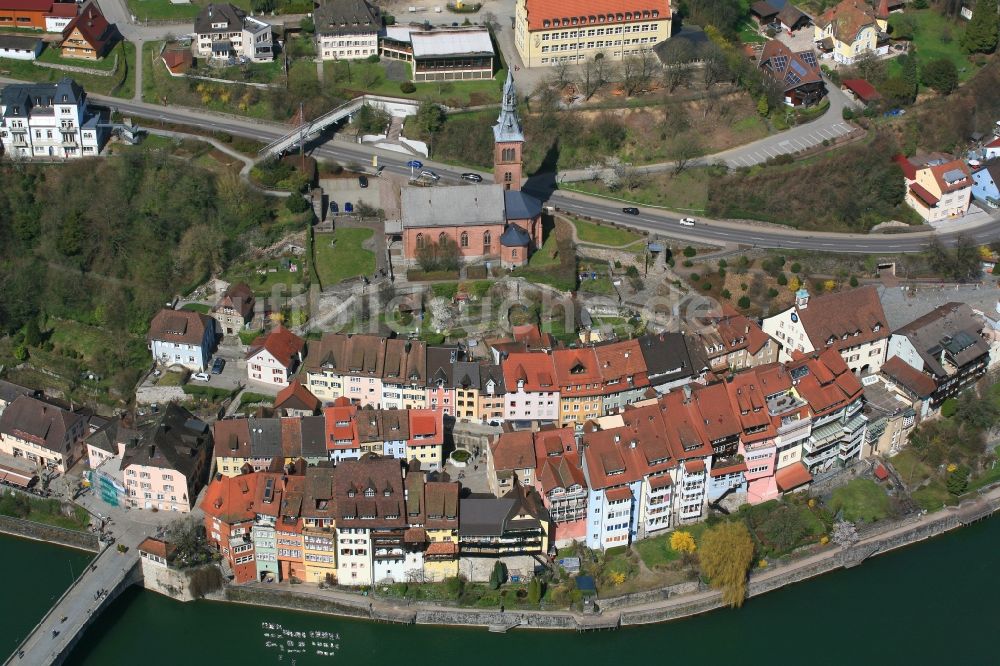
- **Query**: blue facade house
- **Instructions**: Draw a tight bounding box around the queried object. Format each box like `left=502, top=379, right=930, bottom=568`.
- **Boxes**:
left=972, top=161, right=1000, bottom=207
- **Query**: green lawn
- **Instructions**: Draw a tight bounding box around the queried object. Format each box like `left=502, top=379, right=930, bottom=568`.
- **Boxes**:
left=0, top=495, right=91, bottom=532
left=571, top=217, right=643, bottom=247
left=566, top=168, right=711, bottom=213
left=891, top=448, right=958, bottom=511
left=888, top=9, right=974, bottom=82
left=313, top=228, right=376, bottom=287
left=181, top=303, right=210, bottom=313
left=325, top=59, right=505, bottom=106
left=634, top=533, right=681, bottom=569
left=223, top=258, right=305, bottom=297
left=525, top=226, right=562, bottom=269
left=47, top=319, right=119, bottom=367
left=0, top=40, right=135, bottom=98
left=738, top=21, right=767, bottom=44
left=829, top=478, right=891, bottom=523
left=579, top=275, right=614, bottom=295
left=37, top=46, right=118, bottom=71
left=126, top=0, right=201, bottom=21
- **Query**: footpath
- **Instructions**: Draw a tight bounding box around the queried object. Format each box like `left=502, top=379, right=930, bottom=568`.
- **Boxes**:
left=214, top=484, right=1000, bottom=631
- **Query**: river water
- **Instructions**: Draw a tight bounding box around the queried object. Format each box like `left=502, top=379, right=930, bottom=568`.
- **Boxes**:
left=4, top=517, right=999, bottom=665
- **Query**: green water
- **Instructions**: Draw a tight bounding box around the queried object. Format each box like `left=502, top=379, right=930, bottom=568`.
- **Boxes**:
left=5, top=518, right=1000, bottom=665
left=0, top=535, right=92, bottom=658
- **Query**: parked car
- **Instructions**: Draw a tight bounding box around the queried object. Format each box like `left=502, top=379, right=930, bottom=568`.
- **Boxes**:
left=359, top=175, right=369, bottom=188
left=462, top=173, right=483, bottom=182
left=622, top=207, right=640, bottom=215
left=192, top=372, right=210, bottom=382
left=329, top=200, right=338, bottom=213
left=211, top=358, right=226, bottom=375
left=679, top=217, right=696, bottom=226
left=406, top=160, right=423, bottom=169
left=344, top=202, right=354, bottom=213
left=421, top=170, right=441, bottom=181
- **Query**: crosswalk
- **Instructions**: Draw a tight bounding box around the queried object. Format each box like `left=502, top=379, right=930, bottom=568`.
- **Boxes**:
left=724, top=122, right=855, bottom=168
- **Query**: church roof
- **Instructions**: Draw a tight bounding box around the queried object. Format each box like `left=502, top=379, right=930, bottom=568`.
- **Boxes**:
left=400, top=184, right=505, bottom=228
left=499, top=224, right=531, bottom=247
left=504, top=190, right=542, bottom=221
left=493, top=70, right=524, bottom=143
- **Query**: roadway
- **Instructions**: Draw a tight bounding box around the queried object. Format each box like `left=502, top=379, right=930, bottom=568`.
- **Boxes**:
left=71, top=93, right=1000, bottom=253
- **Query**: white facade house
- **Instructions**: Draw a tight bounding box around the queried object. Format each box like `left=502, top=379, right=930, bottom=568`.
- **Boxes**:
left=503, top=383, right=560, bottom=422
left=0, top=35, right=42, bottom=60
left=246, top=325, right=305, bottom=388
left=0, top=78, right=106, bottom=159
left=314, top=0, right=381, bottom=61
left=194, top=3, right=273, bottom=63
left=147, top=309, right=216, bottom=372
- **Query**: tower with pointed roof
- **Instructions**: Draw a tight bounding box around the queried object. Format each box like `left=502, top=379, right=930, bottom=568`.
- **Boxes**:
left=493, top=70, right=524, bottom=192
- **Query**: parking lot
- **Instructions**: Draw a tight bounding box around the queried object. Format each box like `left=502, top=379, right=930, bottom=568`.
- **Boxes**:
left=321, top=176, right=383, bottom=218
left=724, top=121, right=857, bottom=167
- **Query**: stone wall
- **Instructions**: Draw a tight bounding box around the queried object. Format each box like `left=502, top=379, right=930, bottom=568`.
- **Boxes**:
left=224, top=585, right=375, bottom=621
left=0, top=514, right=99, bottom=552
left=413, top=609, right=576, bottom=629
left=34, top=54, right=118, bottom=77
left=135, top=385, right=190, bottom=405
left=139, top=559, right=225, bottom=602
left=597, top=580, right=700, bottom=611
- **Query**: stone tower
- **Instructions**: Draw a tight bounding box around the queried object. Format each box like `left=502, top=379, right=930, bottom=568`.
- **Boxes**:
left=493, top=70, right=524, bottom=191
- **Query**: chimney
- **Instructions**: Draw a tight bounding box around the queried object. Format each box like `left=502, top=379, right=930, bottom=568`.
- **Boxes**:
left=682, top=384, right=692, bottom=402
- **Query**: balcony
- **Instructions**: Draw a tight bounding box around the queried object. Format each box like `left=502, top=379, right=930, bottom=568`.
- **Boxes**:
left=803, top=443, right=839, bottom=468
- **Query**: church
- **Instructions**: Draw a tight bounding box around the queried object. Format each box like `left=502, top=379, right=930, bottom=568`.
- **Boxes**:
left=392, top=71, right=544, bottom=269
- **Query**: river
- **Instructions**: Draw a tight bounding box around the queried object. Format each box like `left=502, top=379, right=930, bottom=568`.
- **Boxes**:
left=4, top=516, right=999, bottom=665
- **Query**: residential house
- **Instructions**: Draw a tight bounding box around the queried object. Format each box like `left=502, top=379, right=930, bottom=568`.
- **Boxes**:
left=418, top=479, right=460, bottom=581
left=138, top=537, right=175, bottom=569
left=862, top=368, right=923, bottom=457
left=213, top=418, right=263, bottom=477
left=531, top=426, right=587, bottom=546
left=0, top=0, right=76, bottom=31
left=58, top=1, right=116, bottom=60
left=147, top=308, right=215, bottom=372
left=594, top=338, right=650, bottom=414
left=425, top=346, right=458, bottom=416
left=501, top=352, right=560, bottom=422
left=0, top=380, right=39, bottom=414
left=0, top=78, right=107, bottom=158
left=274, top=380, right=321, bottom=417
left=458, top=480, right=550, bottom=570
left=695, top=307, right=779, bottom=374
left=84, top=416, right=137, bottom=471
left=758, top=39, right=826, bottom=107
left=813, top=0, right=888, bottom=65
left=406, top=409, right=444, bottom=470
left=777, top=2, right=811, bottom=33
left=314, top=0, right=381, bottom=61
left=971, top=159, right=1000, bottom=207
left=381, top=25, right=494, bottom=82
left=356, top=407, right=407, bottom=458
left=380, top=338, right=427, bottom=409
left=761, top=285, right=890, bottom=375
left=637, top=332, right=699, bottom=393
left=201, top=471, right=264, bottom=583
left=452, top=361, right=481, bottom=422
left=0, top=395, right=86, bottom=473
left=487, top=429, right=537, bottom=496
left=193, top=3, right=273, bottom=63
left=476, top=363, right=506, bottom=423
left=120, top=404, right=212, bottom=512
left=896, top=154, right=974, bottom=222
left=513, top=0, right=672, bottom=68
left=887, top=302, right=990, bottom=409
left=246, top=325, right=305, bottom=388
left=303, top=333, right=387, bottom=406
left=300, top=466, right=338, bottom=583
left=0, top=35, right=43, bottom=60
left=553, top=347, right=604, bottom=429
left=211, top=282, right=255, bottom=337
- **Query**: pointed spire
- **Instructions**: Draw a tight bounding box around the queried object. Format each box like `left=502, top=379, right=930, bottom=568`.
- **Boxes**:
left=493, top=70, right=524, bottom=144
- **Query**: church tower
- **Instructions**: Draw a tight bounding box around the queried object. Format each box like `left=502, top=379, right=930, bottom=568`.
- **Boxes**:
left=493, top=70, right=524, bottom=192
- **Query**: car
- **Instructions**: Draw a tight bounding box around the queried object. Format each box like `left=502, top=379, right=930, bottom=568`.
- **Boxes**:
left=329, top=200, right=338, bottom=213
left=622, top=207, right=640, bottom=215
left=374, top=166, right=385, bottom=176
left=359, top=175, right=369, bottom=188
left=192, top=372, right=210, bottom=382
left=679, top=217, right=696, bottom=227
left=344, top=202, right=354, bottom=213
left=487, top=419, right=501, bottom=427
left=211, top=358, right=226, bottom=375
left=421, top=170, right=440, bottom=181
left=406, top=160, right=423, bottom=169
left=461, top=173, right=483, bottom=183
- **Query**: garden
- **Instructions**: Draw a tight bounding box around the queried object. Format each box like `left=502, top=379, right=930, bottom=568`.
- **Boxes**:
left=313, top=228, right=376, bottom=287
left=0, top=40, right=135, bottom=98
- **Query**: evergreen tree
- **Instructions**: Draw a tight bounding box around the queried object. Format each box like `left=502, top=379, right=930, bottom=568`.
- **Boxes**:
left=961, top=0, right=1000, bottom=54
left=922, top=58, right=959, bottom=95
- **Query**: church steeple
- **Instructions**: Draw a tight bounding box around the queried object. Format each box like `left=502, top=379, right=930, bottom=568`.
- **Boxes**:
left=493, top=70, right=524, bottom=191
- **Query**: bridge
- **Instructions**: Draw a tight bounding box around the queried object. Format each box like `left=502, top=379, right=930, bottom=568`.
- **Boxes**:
left=5, top=528, right=146, bottom=665
left=259, top=94, right=425, bottom=159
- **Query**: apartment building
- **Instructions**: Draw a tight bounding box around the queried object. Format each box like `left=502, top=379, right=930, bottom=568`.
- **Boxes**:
left=501, top=352, right=560, bottom=422
left=194, top=3, right=273, bottom=62
left=896, top=155, right=974, bottom=223
left=0, top=395, right=87, bottom=473
left=695, top=307, right=779, bottom=374
left=314, top=0, right=381, bottom=61
left=147, top=308, right=215, bottom=372
left=0, top=78, right=106, bottom=159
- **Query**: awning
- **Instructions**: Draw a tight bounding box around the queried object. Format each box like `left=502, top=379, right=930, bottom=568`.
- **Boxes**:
left=909, top=183, right=939, bottom=207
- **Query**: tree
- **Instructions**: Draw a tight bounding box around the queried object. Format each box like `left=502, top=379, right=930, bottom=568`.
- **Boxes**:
left=354, top=103, right=391, bottom=135
left=854, top=51, right=886, bottom=85
left=527, top=576, right=544, bottom=604
left=414, top=101, right=445, bottom=137
left=445, top=575, right=465, bottom=599
left=670, top=530, right=697, bottom=554
left=880, top=76, right=916, bottom=108
left=699, top=521, right=755, bottom=608
left=251, top=0, right=274, bottom=12
left=946, top=463, right=970, bottom=495
left=285, top=193, right=311, bottom=214
left=577, top=57, right=604, bottom=100
left=922, top=58, right=959, bottom=95
left=961, top=0, right=999, bottom=54
left=551, top=59, right=572, bottom=89
left=621, top=51, right=656, bottom=96
left=831, top=520, right=859, bottom=547
left=737, top=296, right=751, bottom=309
left=672, top=133, right=702, bottom=175
left=489, top=560, right=507, bottom=589
left=22, top=318, right=41, bottom=347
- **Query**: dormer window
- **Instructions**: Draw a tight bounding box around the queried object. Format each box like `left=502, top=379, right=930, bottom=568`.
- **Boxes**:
left=873, top=324, right=881, bottom=332
left=383, top=489, right=391, bottom=497
left=347, top=489, right=356, bottom=497
left=842, top=333, right=849, bottom=340
left=364, top=488, right=375, bottom=497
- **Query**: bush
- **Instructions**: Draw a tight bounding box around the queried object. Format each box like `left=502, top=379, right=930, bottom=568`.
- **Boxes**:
left=683, top=246, right=697, bottom=257
left=766, top=288, right=779, bottom=298
left=849, top=276, right=859, bottom=287
left=790, top=262, right=801, bottom=274
left=400, top=81, right=416, bottom=94
left=776, top=273, right=788, bottom=286
left=445, top=576, right=465, bottom=599
left=721, top=289, right=732, bottom=299
left=690, top=273, right=701, bottom=282
left=285, top=194, right=311, bottom=214
left=941, top=398, right=959, bottom=418
left=366, top=53, right=381, bottom=63
left=738, top=296, right=751, bottom=309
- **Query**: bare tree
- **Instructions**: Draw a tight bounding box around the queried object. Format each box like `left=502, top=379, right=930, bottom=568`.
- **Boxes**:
left=832, top=521, right=859, bottom=547
left=609, top=159, right=646, bottom=191
left=621, top=50, right=657, bottom=96
left=550, top=59, right=572, bottom=89
left=671, top=132, right=701, bottom=175
left=593, top=50, right=611, bottom=87
left=661, top=99, right=691, bottom=136
left=482, top=11, right=500, bottom=32
left=663, top=62, right=693, bottom=93
left=577, top=56, right=604, bottom=100
left=702, top=46, right=730, bottom=90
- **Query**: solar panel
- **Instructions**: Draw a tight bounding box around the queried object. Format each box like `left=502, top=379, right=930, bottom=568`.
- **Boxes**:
left=785, top=70, right=801, bottom=86
left=771, top=54, right=788, bottom=71
left=799, top=51, right=817, bottom=68
left=790, top=59, right=807, bottom=77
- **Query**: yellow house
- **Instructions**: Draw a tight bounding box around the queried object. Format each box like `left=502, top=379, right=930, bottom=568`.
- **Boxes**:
left=814, top=0, right=888, bottom=65
left=421, top=481, right=460, bottom=582
left=514, top=0, right=672, bottom=68
left=59, top=2, right=116, bottom=61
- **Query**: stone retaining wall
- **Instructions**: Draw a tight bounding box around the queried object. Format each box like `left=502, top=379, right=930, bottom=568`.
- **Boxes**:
left=414, top=609, right=576, bottom=629
left=597, top=581, right=699, bottom=611
left=0, top=514, right=99, bottom=552
left=135, top=385, right=190, bottom=405
left=34, top=54, right=118, bottom=77
left=224, top=585, right=375, bottom=621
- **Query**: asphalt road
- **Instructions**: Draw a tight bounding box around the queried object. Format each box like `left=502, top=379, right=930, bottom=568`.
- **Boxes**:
left=78, top=94, right=1000, bottom=254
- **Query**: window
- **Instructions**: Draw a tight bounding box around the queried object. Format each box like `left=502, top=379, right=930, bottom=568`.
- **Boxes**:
left=439, top=232, right=447, bottom=244
left=460, top=231, right=469, bottom=247
left=415, top=233, right=424, bottom=249
left=504, top=172, right=512, bottom=183
left=483, top=231, right=491, bottom=247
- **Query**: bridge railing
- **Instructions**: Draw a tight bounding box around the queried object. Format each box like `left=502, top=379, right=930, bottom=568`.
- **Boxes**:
left=259, top=97, right=366, bottom=156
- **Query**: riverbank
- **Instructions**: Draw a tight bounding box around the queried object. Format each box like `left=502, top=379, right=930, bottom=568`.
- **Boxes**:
left=196, top=486, right=1000, bottom=632
left=0, top=514, right=99, bottom=553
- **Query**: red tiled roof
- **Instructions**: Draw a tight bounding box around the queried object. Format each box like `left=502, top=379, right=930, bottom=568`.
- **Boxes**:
left=201, top=473, right=261, bottom=524
left=775, top=462, right=813, bottom=491
left=794, top=285, right=889, bottom=354
left=552, top=347, right=603, bottom=395
left=842, top=78, right=880, bottom=102
left=274, top=379, right=320, bottom=413
left=491, top=430, right=537, bottom=471
left=501, top=352, right=557, bottom=392
left=987, top=137, right=1000, bottom=148
left=789, top=349, right=863, bottom=416
left=927, top=159, right=972, bottom=194
left=605, top=486, right=633, bottom=502
left=909, top=183, right=939, bottom=207
left=138, top=537, right=175, bottom=560
left=880, top=356, right=937, bottom=397
left=48, top=1, right=77, bottom=17
left=816, top=0, right=877, bottom=44
left=710, top=461, right=747, bottom=477
left=894, top=154, right=917, bottom=180
left=523, top=0, right=671, bottom=31
left=408, top=410, right=442, bottom=443
left=248, top=325, right=305, bottom=368
left=594, top=338, right=649, bottom=387
left=61, top=1, right=114, bottom=55
left=0, top=0, right=55, bottom=11
left=426, top=541, right=458, bottom=556
left=147, top=308, right=211, bottom=346
left=685, top=459, right=705, bottom=473
left=874, top=463, right=889, bottom=480
left=649, top=474, right=672, bottom=489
